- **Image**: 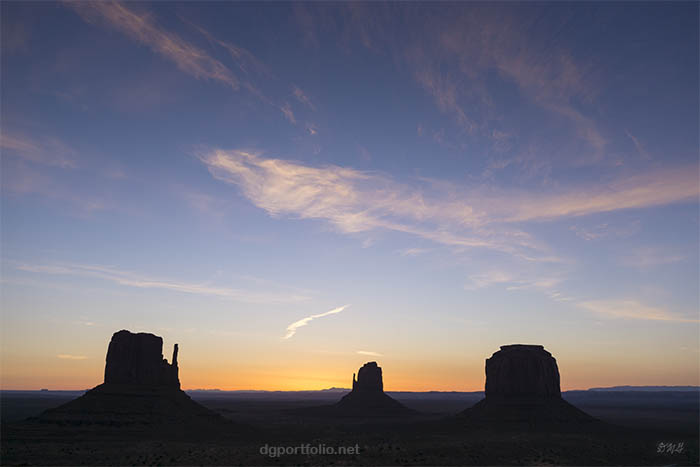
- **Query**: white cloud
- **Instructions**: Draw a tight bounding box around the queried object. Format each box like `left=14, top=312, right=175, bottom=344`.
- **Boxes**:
left=198, top=149, right=697, bottom=262
left=625, top=130, right=651, bottom=161
left=545, top=290, right=576, bottom=303
left=357, top=145, right=371, bottom=162
left=464, top=270, right=561, bottom=291
left=305, top=123, right=318, bottom=135
left=570, top=224, right=610, bottom=241
left=57, top=354, right=87, bottom=360
left=399, top=248, right=431, bottom=256
left=68, top=3, right=244, bottom=90
left=401, top=6, right=608, bottom=162
left=283, top=304, right=350, bottom=339
left=292, top=85, right=315, bottom=110
left=17, top=263, right=310, bottom=304
left=197, top=149, right=539, bottom=257
left=578, top=300, right=698, bottom=323
left=1, top=132, right=78, bottom=168
left=497, top=167, right=698, bottom=222
left=570, top=221, right=640, bottom=241
left=356, top=350, right=383, bottom=357
left=181, top=16, right=270, bottom=81
left=281, top=102, right=296, bottom=124
left=620, top=247, right=686, bottom=268
left=464, top=270, right=514, bottom=290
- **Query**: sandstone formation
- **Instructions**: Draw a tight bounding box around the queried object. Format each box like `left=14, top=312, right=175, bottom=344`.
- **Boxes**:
left=104, top=330, right=180, bottom=388
left=461, top=344, right=596, bottom=427
left=352, top=361, right=383, bottom=392
left=40, top=330, right=222, bottom=427
left=335, top=362, right=409, bottom=414
left=485, top=344, right=560, bottom=402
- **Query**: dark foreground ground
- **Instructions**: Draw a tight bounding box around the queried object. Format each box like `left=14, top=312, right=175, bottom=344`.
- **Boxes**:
left=2, top=389, right=698, bottom=465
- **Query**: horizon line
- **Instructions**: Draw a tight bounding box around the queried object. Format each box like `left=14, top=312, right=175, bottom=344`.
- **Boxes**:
left=2, top=384, right=698, bottom=393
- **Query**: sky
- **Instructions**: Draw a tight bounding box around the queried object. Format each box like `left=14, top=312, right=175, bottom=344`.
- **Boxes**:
left=1, top=2, right=698, bottom=391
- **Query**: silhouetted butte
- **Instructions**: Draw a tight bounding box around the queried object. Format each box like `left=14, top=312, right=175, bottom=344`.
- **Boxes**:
left=334, top=362, right=409, bottom=414
left=104, top=330, right=180, bottom=388
left=39, top=330, right=222, bottom=427
left=461, top=344, right=597, bottom=427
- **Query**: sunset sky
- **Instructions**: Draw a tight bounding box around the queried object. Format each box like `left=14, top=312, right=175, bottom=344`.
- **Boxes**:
left=1, top=2, right=698, bottom=391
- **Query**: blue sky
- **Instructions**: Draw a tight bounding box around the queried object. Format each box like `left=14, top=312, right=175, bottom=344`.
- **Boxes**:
left=1, top=2, right=698, bottom=390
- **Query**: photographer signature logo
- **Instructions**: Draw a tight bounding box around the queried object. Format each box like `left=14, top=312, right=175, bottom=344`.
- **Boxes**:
left=656, top=442, right=684, bottom=455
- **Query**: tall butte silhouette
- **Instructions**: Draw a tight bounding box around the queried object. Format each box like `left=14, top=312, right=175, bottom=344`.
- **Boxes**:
left=461, top=344, right=597, bottom=427
left=40, top=330, right=223, bottom=427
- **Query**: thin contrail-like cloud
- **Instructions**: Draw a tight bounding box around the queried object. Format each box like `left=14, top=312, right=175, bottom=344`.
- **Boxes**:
left=16, top=263, right=310, bottom=304
left=283, top=304, right=350, bottom=339
left=357, top=350, right=383, bottom=357
left=57, top=354, right=87, bottom=360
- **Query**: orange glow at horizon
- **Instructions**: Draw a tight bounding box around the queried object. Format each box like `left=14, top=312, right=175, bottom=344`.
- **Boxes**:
left=2, top=354, right=698, bottom=392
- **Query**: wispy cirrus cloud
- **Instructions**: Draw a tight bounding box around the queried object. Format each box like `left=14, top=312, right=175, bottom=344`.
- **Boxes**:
left=412, top=7, right=606, bottom=164
left=357, top=350, right=382, bottom=357
left=569, top=221, right=640, bottom=242
left=464, top=270, right=513, bottom=290
left=292, top=85, right=315, bottom=110
left=464, top=270, right=561, bottom=291
left=410, top=59, right=476, bottom=134
left=545, top=290, right=576, bottom=303
left=0, top=133, right=108, bottom=213
left=497, top=167, right=698, bottom=222
left=17, top=263, right=310, bottom=304
left=197, top=149, right=540, bottom=257
left=67, top=2, right=245, bottom=91
left=465, top=269, right=576, bottom=304
left=1, top=132, right=77, bottom=168
left=198, top=149, right=698, bottom=260
left=57, top=354, right=88, bottom=360
left=280, top=102, right=296, bottom=124
left=578, top=300, right=699, bottom=323
left=301, top=4, right=609, bottom=170
left=181, top=15, right=270, bottom=79
left=283, top=304, right=350, bottom=339
left=68, top=2, right=310, bottom=128
left=570, top=224, right=609, bottom=241
left=619, top=247, right=686, bottom=268
left=625, top=130, right=651, bottom=161
left=305, top=123, right=318, bottom=136
left=399, top=248, right=431, bottom=257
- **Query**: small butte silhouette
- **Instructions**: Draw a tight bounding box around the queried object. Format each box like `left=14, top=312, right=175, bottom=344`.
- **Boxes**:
left=335, top=361, right=410, bottom=414
left=298, top=361, right=412, bottom=417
